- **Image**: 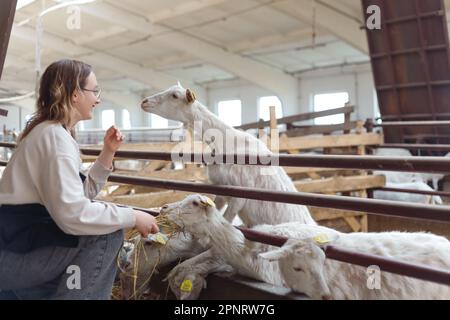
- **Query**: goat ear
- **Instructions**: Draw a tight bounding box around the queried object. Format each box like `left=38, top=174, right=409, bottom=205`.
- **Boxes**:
left=259, top=248, right=289, bottom=261
left=186, top=89, right=196, bottom=104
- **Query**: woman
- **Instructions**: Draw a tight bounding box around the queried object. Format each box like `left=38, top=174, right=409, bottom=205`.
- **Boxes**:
left=0, top=59, right=158, bottom=299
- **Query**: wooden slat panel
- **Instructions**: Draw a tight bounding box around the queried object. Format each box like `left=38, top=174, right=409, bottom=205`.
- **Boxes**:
left=0, top=0, right=17, bottom=80
left=362, top=0, right=450, bottom=143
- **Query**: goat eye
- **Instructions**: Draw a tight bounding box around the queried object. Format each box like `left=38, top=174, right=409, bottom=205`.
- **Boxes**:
left=193, top=201, right=199, bottom=206
left=293, top=267, right=304, bottom=272
left=172, top=93, right=178, bottom=99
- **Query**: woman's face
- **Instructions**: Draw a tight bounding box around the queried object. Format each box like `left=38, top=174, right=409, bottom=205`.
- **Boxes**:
left=73, top=71, right=101, bottom=121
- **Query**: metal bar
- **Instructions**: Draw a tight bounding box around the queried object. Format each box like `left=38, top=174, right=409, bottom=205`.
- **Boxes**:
left=107, top=174, right=450, bottom=223
left=377, top=143, right=450, bottom=152
left=237, top=227, right=450, bottom=286
left=379, top=112, right=450, bottom=120
left=0, top=142, right=15, bottom=148
left=81, top=149, right=450, bottom=174
left=373, top=121, right=450, bottom=127
left=2, top=142, right=450, bottom=173
left=373, top=187, right=450, bottom=198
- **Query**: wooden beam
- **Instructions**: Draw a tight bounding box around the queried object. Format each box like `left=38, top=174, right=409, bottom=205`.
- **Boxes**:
left=285, top=121, right=360, bottom=137
left=238, top=106, right=355, bottom=130
left=308, top=207, right=366, bottom=221
left=97, top=190, right=215, bottom=208
left=294, top=175, right=385, bottom=194
left=114, top=166, right=208, bottom=182
left=279, top=133, right=383, bottom=152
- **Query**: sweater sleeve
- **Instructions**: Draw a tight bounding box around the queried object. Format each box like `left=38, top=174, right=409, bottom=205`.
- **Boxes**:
left=80, top=160, right=113, bottom=200
left=38, top=153, right=135, bottom=236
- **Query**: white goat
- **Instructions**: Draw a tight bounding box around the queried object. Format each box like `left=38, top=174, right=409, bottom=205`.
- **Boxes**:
left=373, top=149, right=450, bottom=190
left=372, top=148, right=413, bottom=157
left=420, top=152, right=450, bottom=190
left=164, top=255, right=234, bottom=300
left=119, top=232, right=205, bottom=299
left=161, top=195, right=337, bottom=295
left=260, top=230, right=450, bottom=300
left=141, top=84, right=315, bottom=226
left=373, top=181, right=443, bottom=205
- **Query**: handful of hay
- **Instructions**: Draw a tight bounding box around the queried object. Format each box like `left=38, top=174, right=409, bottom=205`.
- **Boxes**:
left=115, top=213, right=182, bottom=300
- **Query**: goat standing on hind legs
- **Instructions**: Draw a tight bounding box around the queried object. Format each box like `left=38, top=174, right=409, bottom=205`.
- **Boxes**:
left=140, top=85, right=317, bottom=299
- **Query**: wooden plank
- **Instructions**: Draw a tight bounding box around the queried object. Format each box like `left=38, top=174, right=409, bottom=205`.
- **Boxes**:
left=97, top=190, right=215, bottom=208
left=238, top=106, right=355, bottom=130
left=294, top=175, right=385, bottom=194
left=285, top=121, right=359, bottom=137
left=343, top=216, right=362, bottom=232
left=308, top=207, right=366, bottom=221
left=279, top=133, right=383, bottom=152
left=115, top=166, right=207, bottom=182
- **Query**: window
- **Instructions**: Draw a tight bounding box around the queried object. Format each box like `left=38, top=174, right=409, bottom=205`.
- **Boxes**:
left=101, top=110, right=115, bottom=130
left=122, top=109, right=131, bottom=129
left=151, top=114, right=168, bottom=128
left=258, top=96, right=283, bottom=121
left=218, top=100, right=242, bottom=126
left=313, top=92, right=349, bottom=125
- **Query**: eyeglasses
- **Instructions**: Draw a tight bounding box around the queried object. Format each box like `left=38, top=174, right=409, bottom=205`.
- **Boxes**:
left=82, top=88, right=101, bottom=99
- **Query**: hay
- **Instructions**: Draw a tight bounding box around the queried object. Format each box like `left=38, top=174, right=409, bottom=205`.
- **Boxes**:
left=114, top=214, right=182, bottom=300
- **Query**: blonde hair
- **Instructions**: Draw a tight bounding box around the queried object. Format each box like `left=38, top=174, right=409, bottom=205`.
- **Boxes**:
left=19, top=59, right=92, bottom=142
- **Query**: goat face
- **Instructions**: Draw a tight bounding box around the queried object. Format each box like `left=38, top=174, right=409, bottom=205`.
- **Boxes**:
left=260, top=238, right=332, bottom=300
left=141, top=84, right=196, bottom=124
left=162, top=194, right=216, bottom=232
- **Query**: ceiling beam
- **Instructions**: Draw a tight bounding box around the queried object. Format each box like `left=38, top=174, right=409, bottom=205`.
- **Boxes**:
left=77, top=1, right=299, bottom=97
left=148, top=0, right=227, bottom=22
left=11, top=26, right=188, bottom=91
left=152, top=32, right=298, bottom=98
left=270, top=0, right=368, bottom=54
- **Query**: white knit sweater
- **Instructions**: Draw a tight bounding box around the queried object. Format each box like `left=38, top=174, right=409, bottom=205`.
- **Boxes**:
left=0, top=121, right=135, bottom=235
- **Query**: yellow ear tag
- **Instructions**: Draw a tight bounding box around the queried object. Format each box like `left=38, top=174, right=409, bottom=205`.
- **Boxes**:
left=154, top=233, right=167, bottom=245
left=201, top=197, right=216, bottom=208
left=313, top=234, right=330, bottom=245
left=180, top=279, right=193, bottom=293
left=146, top=232, right=168, bottom=245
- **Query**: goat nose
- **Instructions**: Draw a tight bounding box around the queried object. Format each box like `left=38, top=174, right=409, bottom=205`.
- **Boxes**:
left=321, top=294, right=333, bottom=300
left=142, top=98, right=148, bottom=105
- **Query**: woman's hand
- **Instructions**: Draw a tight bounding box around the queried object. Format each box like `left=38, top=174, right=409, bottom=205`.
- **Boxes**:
left=97, top=126, right=124, bottom=169
left=103, top=125, right=124, bottom=154
left=134, top=210, right=160, bottom=238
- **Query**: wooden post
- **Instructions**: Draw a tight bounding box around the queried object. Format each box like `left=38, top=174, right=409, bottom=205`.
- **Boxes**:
left=269, top=106, right=278, bottom=152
